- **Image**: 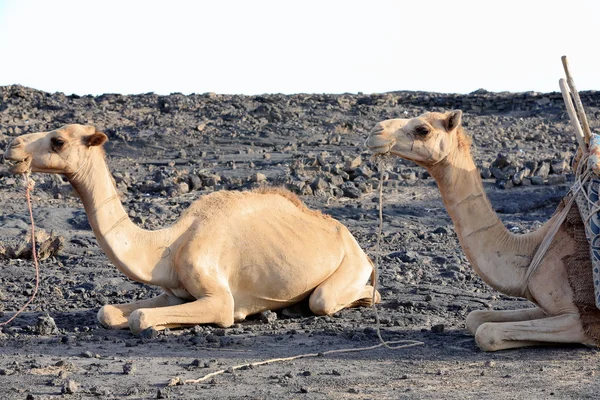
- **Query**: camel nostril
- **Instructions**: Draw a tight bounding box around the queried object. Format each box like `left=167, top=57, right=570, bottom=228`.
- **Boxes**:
left=370, top=124, right=384, bottom=135
left=9, top=138, right=22, bottom=149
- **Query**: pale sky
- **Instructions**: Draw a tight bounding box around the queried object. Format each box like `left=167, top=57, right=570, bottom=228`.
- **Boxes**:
left=0, top=0, right=598, bottom=96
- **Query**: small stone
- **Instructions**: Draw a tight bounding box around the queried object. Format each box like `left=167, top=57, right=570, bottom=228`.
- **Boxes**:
left=188, top=174, right=203, bottom=191
left=431, top=324, right=445, bottom=333
left=480, top=167, right=492, bottom=179
left=139, top=327, right=159, bottom=340
left=36, top=314, right=58, bottom=335
left=400, top=169, right=417, bottom=180
left=301, top=370, right=311, bottom=376
left=547, top=175, right=566, bottom=185
left=530, top=176, right=545, bottom=185
left=348, top=388, right=360, bottom=394
left=340, top=182, right=361, bottom=199
left=387, top=251, right=417, bottom=263
left=123, top=362, right=136, bottom=375
left=535, top=162, right=550, bottom=179
left=355, top=166, right=373, bottom=178
left=343, top=155, right=362, bottom=171
left=177, top=182, right=190, bottom=194
left=299, top=387, right=309, bottom=394
left=62, top=379, right=79, bottom=394
left=156, top=388, right=169, bottom=399
left=252, top=173, right=267, bottom=183
left=495, top=179, right=514, bottom=190
left=551, top=159, right=568, bottom=174
left=190, top=359, right=201, bottom=367
left=260, top=310, right=277, bottom=324
left=311, top=176, right=329, bottom=191
left=80, top=351, right=94, bottom=358
left=484, top=360, right=496, bottom=367
left=167, top=376, right=182, bottom=386
left=196, top=123, right=207, bottom=132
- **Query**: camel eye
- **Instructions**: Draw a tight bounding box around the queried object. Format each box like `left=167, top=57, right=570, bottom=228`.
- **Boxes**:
left=414, top=125, right=430, bottom=137
left=51, top=137, right=65, bottom=150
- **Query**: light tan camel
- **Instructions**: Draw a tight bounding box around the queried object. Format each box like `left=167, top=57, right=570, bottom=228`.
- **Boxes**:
left=366, top=110, right=600, bottom=351
left=2, top=124, right=379, bottom=334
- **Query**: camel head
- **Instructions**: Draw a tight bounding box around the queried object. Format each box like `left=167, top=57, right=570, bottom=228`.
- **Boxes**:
left=365, top=110, right=464, bottom=166
left=2, top=124, right=108, bottom=176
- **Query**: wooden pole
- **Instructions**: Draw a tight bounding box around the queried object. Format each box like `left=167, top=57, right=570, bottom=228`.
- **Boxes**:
left=561, top=55, right=592, bottom=143
left=559, top=78, right=587, bottom=152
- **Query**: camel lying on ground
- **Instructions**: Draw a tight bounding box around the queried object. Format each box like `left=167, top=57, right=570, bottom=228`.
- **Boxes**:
left=2, top=124, right=379, bottom=334
left=366, top=110, right=600, bottom=351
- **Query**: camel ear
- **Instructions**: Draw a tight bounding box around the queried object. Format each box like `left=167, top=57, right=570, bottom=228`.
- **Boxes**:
left=445, top=110, right=462, bottom=132
left=85, top=130, right=108, bottom=147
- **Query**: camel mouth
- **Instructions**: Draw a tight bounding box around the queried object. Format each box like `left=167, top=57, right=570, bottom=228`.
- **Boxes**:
left=3, top=157, right=31, bottom=174
left=365, top=136, right=396, bottom=157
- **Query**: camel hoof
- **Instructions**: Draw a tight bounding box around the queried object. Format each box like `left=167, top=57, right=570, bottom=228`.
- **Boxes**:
left=466, top=310, right=487, bottom=336
left=97, top=305, right=128, bottom=329
left=474, top=323, right=501, bottom=352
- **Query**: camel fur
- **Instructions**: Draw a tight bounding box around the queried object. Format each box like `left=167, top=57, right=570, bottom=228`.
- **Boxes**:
left=2, top=124, right=380, bottom=334
left=366, top=110, right=600, bottom=351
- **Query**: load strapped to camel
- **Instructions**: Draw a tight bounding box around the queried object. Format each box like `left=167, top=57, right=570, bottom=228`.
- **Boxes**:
left=531, top=56, right=600, bottom=309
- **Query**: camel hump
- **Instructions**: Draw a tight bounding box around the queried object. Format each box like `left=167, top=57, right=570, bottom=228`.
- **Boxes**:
left=252, top=186, right=333, bottom=221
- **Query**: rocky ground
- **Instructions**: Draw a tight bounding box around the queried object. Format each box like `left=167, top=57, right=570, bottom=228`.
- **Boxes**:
left=0, top=85, right=599, bottom=399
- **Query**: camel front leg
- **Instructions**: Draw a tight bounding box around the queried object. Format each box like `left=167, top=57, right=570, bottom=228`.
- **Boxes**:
left=128, top=292, right=235, bottom=335
left=308, top=253, right=380, bottom=316
left=474, top=313, right=595, bottom=351
left=98, top=292, right=186, bottom=329
left=466, top=307, right=547, bottom=335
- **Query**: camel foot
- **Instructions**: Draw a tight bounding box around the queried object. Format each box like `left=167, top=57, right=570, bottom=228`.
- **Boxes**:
left=473, top=313, right=593, bottom=351
left=466, top=308, right=547, bottom=336
left=97, top=305, right=129, bottom=330
left=349, top=289, right=381, bottom=308
left=128, top=309, right=154, bottom=335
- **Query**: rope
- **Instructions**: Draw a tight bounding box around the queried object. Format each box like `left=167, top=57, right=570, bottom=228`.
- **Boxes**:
left=0, top=173, right=40, bottom=327
left=177, top=339, right=424, bottom=386
left=370, top=157, right=420, bottom=349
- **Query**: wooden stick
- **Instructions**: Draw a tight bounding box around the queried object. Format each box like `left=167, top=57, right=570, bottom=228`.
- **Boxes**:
left=561, top=56, right=592, bottom=142
left=559, top=78, right=587, bottom=152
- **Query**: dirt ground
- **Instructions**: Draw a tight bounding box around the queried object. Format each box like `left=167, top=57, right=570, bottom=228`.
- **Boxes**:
left=0, top=86, right=599, bottom=399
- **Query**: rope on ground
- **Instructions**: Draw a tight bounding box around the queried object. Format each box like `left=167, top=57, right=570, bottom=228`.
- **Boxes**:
left=176, top=339, right=424, bottom=386
left=0, top=173, right=39, bottom=327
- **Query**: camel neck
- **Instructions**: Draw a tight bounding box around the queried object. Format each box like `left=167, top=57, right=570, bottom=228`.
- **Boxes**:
left=68, top=150, right=179, bottom=287
left=427, top=146, right=551, bottom=297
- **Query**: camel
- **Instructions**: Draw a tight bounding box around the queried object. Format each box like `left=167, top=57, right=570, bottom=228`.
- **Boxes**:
left=366, top=110, right=600, bottom=351
left=2, top=124, right=380, bottom=334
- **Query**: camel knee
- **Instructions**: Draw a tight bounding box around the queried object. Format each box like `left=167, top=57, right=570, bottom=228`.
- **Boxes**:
left=97, top=304, right=128, bottom=329
left=466, top=310, right=488, bottom=336
left=474, top=323, right=502, bottom=352
left=308, top=293, right=338, bottom=316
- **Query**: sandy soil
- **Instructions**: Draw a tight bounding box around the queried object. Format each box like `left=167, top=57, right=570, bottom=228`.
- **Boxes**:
left=0, top=86, right=599, bottom=399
